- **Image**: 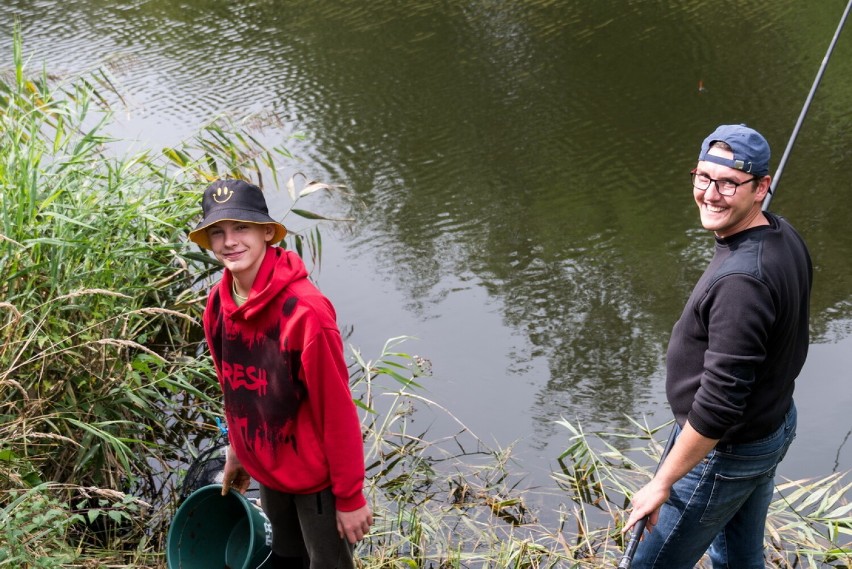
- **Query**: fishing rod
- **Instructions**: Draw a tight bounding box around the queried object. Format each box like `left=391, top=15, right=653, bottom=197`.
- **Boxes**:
left=764, top=0, right=852, bottom=211
left=617, top=424, right=677, bottom=569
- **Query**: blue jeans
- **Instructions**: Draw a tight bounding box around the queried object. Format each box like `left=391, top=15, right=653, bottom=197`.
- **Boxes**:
left=632, top=403, right=797, bottom=569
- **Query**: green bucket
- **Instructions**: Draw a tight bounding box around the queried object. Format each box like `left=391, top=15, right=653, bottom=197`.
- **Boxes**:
left=167, top=484, right=273, bottom=569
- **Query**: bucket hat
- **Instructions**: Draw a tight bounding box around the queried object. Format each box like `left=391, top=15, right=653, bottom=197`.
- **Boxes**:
left=698, top=124, right=771, bottom=176
left=188, top=179, right=287, bottom=250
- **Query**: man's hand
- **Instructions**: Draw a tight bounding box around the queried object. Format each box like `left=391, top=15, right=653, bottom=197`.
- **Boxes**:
left=336, top=504, right=373, bottom=544
left=622, top=422, right=719, bottom=535
left=221, top=445, right=251, bottom=496
left=622, top=478, right=670, bottom=535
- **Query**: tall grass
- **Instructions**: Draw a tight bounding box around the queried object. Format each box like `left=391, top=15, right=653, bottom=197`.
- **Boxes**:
left=1, top=27, right=215, bottom=495
left=350, top=342, right=852, bottom=568
left=0, top=27, right=343, bottom=565
left=2, top=29, right=850, bottom=568
left=553, top=420, right=852, bottom=568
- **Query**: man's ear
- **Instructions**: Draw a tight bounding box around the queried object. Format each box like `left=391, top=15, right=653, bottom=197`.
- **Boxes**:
left=755, top=175, right=772, bottom=203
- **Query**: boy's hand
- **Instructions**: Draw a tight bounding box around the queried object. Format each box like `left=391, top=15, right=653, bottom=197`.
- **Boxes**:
left=336, top=504, right=373, bottom=544
left=221, top=446, right=251, bottom=496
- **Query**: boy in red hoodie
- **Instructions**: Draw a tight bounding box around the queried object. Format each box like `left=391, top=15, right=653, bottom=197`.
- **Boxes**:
left=188, top=179, right=372, bottom=569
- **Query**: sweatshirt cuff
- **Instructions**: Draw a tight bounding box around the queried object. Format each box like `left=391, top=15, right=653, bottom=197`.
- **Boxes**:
left=335, top=491, right=367, bottom=512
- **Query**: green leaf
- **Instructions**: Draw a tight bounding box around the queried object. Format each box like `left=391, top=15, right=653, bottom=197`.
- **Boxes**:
left=290, top=208, right=354, bottom=222
left=86, top=509, right=101, bottom=524
left=290, top=208, right=329, bottom=220
left=163, top=147, right=190, bottom=167
left=22, top=471, right=42, bottom=486
left=353, top=399, right=377, bottom=414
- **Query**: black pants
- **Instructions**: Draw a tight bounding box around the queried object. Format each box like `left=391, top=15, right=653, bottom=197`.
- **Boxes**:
left=258, top=485, right=355, bottom=569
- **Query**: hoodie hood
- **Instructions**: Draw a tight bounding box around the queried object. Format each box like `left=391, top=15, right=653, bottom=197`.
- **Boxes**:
left=220, top=246, right=309, bottom=321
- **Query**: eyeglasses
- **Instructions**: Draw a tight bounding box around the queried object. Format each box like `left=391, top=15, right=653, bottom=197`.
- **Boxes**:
left=691, top=169, right=758, bottom=196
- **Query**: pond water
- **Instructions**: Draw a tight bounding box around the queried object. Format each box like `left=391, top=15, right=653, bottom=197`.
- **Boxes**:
left=2, top=0, right=851, bottom=501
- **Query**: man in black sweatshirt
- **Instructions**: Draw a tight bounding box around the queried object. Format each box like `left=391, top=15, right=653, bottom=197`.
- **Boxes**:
left=624, top=124, right=813, bottom=569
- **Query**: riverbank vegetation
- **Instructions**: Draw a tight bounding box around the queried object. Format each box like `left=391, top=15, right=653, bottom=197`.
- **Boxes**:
left=2, top=32, right=851, bottom=568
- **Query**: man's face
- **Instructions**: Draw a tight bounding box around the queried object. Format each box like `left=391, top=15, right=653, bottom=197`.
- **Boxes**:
left=693, top=147, right=770, bottom=238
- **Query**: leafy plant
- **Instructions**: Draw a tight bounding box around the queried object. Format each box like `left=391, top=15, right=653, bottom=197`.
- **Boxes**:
left=0, top=484, right=82, bottom=567
left=1, top=26, right=371, bottom=567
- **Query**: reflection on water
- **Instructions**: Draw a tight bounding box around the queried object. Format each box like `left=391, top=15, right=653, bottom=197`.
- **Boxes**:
left=2, top=0, right=851, bottom=478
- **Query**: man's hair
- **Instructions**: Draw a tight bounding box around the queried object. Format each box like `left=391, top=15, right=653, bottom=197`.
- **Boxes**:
left=710, top=141, right=763, bottom=188
left=710, top=141, right=733, bottom=152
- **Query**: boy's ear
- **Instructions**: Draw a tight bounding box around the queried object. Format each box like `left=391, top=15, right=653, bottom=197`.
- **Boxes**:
left=265, top=224, right=276, bottom=242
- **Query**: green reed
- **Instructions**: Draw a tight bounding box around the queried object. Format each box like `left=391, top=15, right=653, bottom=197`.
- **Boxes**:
left=0, top=27, right=344, bottom=565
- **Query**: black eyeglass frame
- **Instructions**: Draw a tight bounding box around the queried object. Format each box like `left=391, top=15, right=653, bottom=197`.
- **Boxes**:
left=690, top=168, right=759, bottom=196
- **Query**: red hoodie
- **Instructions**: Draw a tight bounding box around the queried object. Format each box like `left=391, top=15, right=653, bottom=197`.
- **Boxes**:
left=203, top=246, right=366, bottom=512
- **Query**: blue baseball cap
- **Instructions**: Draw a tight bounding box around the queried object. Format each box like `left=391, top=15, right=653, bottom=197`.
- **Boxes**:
left=698, top=124, right=771, bottom=176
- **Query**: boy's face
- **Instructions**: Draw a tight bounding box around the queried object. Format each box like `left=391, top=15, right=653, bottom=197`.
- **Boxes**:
left=206, top=220, right=275, bottom=279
